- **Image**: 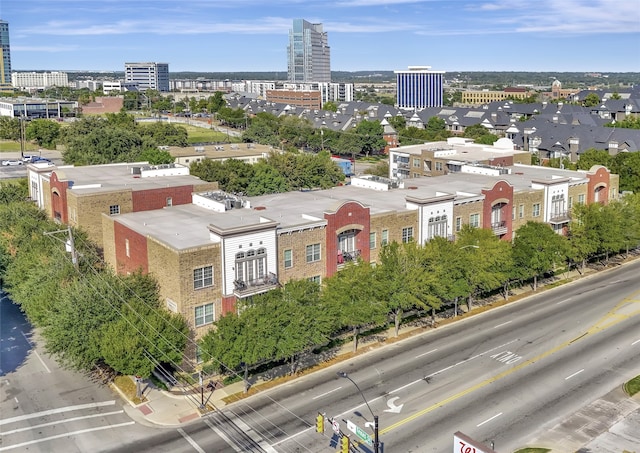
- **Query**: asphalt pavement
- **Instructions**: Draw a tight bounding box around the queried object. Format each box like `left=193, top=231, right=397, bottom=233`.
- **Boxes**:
left=112, top=259, right=640, bottom=452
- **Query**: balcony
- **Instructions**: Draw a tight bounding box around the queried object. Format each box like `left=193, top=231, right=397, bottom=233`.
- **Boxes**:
left=233, top=272, right=279, bottom=298
left=337, top=249, right=361, bottom=266
left=491, top=220, right=508, bottom=236
left=395, top=161, right=409, bottom=169
left=549, top=211, right=571, bottom=224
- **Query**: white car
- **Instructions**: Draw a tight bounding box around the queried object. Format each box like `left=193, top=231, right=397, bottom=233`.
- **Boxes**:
left=1, top=159, right=23, bottom=166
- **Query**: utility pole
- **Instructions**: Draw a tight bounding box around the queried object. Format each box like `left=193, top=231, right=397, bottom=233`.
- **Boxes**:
left=44, top=226, right=79, bottom=270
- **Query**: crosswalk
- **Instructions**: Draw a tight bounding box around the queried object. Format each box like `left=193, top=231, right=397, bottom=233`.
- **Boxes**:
left=0, top=400, right=135, bottom=452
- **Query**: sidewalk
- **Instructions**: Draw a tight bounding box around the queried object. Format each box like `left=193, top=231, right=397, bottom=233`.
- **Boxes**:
left=114, top=258, right=640, bottom=453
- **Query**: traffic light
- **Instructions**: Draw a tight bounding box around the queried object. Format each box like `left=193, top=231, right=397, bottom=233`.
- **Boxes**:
left=316, top=413, right=324, bottom=434
left=340, top=435, right=350, bottom=453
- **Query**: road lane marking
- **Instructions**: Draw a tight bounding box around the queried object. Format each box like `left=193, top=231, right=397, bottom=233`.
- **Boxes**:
left=415, top=348, right=438, bottom=358
left=226, top=413, right=278, bottom=453
left=0, top=410, right=125, bottom=435
left=20, top=331, right=51, bottom=373
left=0, top=401, right=116, bottom=426
left=312, top=386, right=342, bottom=400
left=493, top=321, right=512, bottom=329
left=204, top=419, right=243, bottom=452
left=0, top=421, right=135, bottom=451
left=390, top=339, right=520, bottom=394
left=565, top=369, right=585, bottom=380
left=556, top=298, right=572, bottom=305
left=178, top=428, right=206, bottom=453
left=632, top=339, right=640, bottom=346
left=477, top=412, right=502, bottom=427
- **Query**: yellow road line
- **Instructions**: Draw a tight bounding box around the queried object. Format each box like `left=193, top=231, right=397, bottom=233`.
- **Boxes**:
left=381, top=295, right=640, bottom=435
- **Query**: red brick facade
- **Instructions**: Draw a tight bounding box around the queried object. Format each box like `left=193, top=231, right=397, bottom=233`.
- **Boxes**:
left=482, top=180, right=513, bottom=240
left=113, top=222, right=149, bottom=274
left=131, top=186, right=195, bottom=211
left=324, top=201, right=371, bottom=277
left=49, top=172, right=70, bottom=222
left=586, top=165, right=610, bottom=205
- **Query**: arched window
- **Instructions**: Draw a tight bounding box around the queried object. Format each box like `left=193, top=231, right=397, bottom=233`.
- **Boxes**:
left=235, top=248, right=267, bottom=283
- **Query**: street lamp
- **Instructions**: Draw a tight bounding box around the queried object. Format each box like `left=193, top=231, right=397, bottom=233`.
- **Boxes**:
left=337, top=371, right=379, bottom=453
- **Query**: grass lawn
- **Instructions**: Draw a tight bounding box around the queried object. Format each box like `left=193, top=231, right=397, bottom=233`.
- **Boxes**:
left=179, top=124, right=238, bottom=144
left=0, top=140, right=39, bottom=152
left=624, top=375, right=640, bottom=396
left=113, top=375, right=147, bottom=405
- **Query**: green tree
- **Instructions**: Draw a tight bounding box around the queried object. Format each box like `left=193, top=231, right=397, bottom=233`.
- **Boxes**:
left=611, top=151, right=640, bottom=193
left=208, top=91, right=226, bottom=113
left=246, top=161, right=290, bottom=195
left=138, top=148, right=175, bottom=165
left=576, top=148, right=612, bottom=171
left=322, top=260, right=387, bottom=352
left=323, top=101, right=338, bottom=112
left=140, top=122, right=188, bottom=146
left=354, top=120, right=387, bottom=156
left=582, top=93, right=600, bottom=107
left=378, top=241, right=440, bottom=336
left=513, top=222, right=568, bottom=290
left=25, top=119, right=61, bottom=149
left=0, top=116, right=21, bottom=141
left=567, top=202, right=601, bottom=272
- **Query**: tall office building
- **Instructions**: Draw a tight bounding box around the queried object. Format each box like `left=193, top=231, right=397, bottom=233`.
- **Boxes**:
left=124, top=62, right=170, bottom=92
left=395, top=66, right=445, bottom=110
left=287, top=19, right=331, bottom=83
left=0, top=20, right=11, bottom=86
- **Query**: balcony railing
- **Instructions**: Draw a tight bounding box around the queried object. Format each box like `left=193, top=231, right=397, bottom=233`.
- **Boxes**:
left=549, top=211, right=571, bottom=223
left=337, top=249, right=361, bottom=265
left=233, top=272, right=279, bottom=298
left=491, top=220, right=508, bottom=236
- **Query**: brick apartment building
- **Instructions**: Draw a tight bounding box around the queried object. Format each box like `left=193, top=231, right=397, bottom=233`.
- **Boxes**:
left=27, top=162, right=218, bottom=248
left=100, top=162, right=617, bottom=351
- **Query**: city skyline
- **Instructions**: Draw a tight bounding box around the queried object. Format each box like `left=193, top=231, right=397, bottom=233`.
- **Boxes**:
left=3, top=0, right=639, bottom=73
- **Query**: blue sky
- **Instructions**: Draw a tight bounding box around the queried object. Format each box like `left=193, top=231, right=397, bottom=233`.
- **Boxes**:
left=3, top=0, right=639, bottom=73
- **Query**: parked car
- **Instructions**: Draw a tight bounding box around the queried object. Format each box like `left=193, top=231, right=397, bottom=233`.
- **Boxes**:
left=1, top=159, right=23, bottom=166
left=30, top=156, right=52, bottom=164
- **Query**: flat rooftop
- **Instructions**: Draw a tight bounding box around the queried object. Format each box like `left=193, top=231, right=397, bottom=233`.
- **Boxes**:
left=45, top=162, right=208, bottom=195
left=114, top=163, right=593, bottom=251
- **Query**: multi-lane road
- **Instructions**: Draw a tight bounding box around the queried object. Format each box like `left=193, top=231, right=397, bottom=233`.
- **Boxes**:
left=2, top=259, right=640, bottom=452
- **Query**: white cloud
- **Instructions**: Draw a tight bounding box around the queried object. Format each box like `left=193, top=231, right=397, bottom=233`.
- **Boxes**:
left=12, top=45, right=80, bottom=52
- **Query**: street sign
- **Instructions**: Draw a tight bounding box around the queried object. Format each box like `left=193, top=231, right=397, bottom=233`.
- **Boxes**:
left=331, top=418, right=340, bottom=434
left=346, top=420, right=373, bottom=446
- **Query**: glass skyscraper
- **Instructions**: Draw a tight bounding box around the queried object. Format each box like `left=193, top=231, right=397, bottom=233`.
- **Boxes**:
left=287, top=19, right=331, bottom=83
left=124, top=62, right=170, bottom=92
left=0, top=20, right=11, bottom=86
left=395, top=66, right=445, bottom=110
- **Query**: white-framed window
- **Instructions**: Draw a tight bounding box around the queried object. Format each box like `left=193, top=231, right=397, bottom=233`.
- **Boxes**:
left=455, top=216, right=462, bottom=232
left=578, top=194, right=585, bottom=204
left=284, top=249, right=293, bottom=268
left=381, top=230, right=389, bottom=246
left=235, top=248, right=267, bottom=282
left=435, top=161, right=443, bottom=171
left=125, top=239, right=130, bottom=257
left=193, top=265, right=213, bottom=289
left=568, top=196, right=573, bottom=208
left=308, top=275, right=321, bottom=285
left=519, top=204, right=524, bottom=218
left=427, top=215, right=448, bottom=239
left=369, top=232, right=376, bottom=249
left=413, top=158, right=420, bottom=168
left=306, top=244, right=321, bottom=263
left=402, top=227, right=414, bottom=243
left=166, top=197, right=173, bottom=207
left=109, top=204, right=120, bottom=216
left=194, top=303, right=214, bottom=327
left=532, top=203, right=540, bottom=217
left=512, top=207, right=516, bottom=220
left=470, top=213, right=480, bottom=228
